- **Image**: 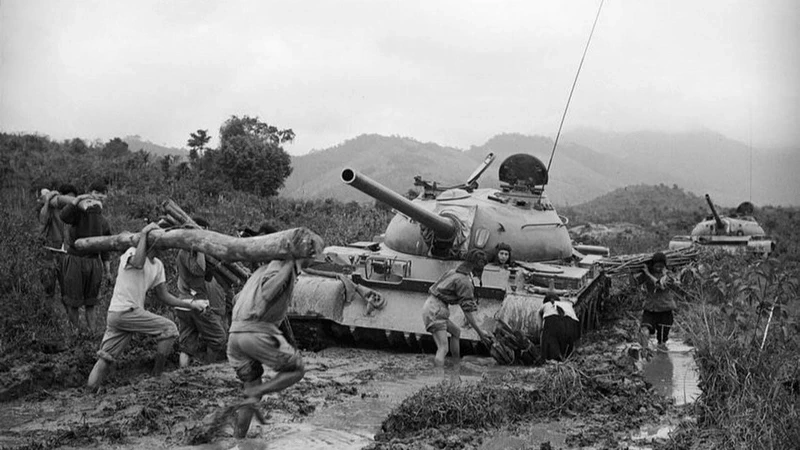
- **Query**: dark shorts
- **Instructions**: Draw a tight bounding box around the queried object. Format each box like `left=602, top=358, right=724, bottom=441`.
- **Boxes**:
left=227, top=330, right=303, bottom=383
left=641, top=310, right=674, bottom=343
left=176, top=309, right=228, bottom=355
left=62, top=254, right=103, bottom=307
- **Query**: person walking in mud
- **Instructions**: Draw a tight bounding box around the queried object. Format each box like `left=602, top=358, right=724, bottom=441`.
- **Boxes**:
left=38, top=183, right=78, bottom=316
left=175, top=217, right=228, bottom=368
left=422, top=249, right=494, bottom=368
left=637, top=252, right=677, bottom=352
left=59, top=181, right=113, bottom=335
left=226, top=228, right=324, bottom=438
left=87, top=222, right=209, bottom=390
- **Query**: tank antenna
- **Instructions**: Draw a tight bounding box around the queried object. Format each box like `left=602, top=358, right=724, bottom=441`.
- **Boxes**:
left=545, top=0, right=605, bottom=178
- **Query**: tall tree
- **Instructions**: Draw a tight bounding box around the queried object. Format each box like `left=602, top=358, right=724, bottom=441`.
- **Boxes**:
left=101, top=137, right=130, bottom=159
left=187, top=129, right=211, bottom=161
left=204, top=115, right=294, bottom=197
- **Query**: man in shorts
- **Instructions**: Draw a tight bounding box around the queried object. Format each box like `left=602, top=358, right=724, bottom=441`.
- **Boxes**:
left=226, top=228, right=324, bottom=438
left=38, top=183, right=78, bottom=313
left=175, top=217, right=228, bottom=367
left=87, top=222, right=209, bottom=390
left=422, top=249, right=493, bottom=368
left=60, top=181, right=113, bottom=335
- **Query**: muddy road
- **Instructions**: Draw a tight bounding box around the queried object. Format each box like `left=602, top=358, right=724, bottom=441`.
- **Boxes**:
left=0, top=320, right=697, bottom=450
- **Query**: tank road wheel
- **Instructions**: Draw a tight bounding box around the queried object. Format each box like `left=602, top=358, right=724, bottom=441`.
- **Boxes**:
left=387, top=331, right=412, bottom=352
left=418, top=334, right=437, bottom=354
left=352, top=327, right=392, bottom=349
left=329, top=323, right=357, bottom=347
left=289, top=319, right=335, bottom=352
left=404, top=332, right=425, bottom=353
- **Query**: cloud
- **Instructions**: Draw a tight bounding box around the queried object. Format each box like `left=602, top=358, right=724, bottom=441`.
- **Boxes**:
left=1, top=0, right=797, bottom=154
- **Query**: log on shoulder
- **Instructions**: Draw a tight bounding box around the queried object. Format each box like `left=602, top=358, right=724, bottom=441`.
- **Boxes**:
left=74, top=227, right=325, bottom=263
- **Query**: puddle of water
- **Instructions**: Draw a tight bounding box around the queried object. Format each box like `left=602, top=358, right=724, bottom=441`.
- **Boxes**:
left=639, top=338, right=700, bottom=405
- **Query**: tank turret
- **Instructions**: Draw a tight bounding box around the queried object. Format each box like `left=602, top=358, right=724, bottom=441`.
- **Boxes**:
left=342, top=154, right=573, bottom=262
left=704, top=194, right=727, bottom=235
left=670, top=193, right=774, bottom=257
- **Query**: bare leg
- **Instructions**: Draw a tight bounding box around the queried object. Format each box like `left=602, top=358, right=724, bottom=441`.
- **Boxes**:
left=446, top=320, right=461, bottom=367
left=179, top=352, right=191, bottom=368
left=85, top=306, right=96, bottom=334
left=66, top=306, right=82, bottom=332
left=236, top=367, right=305, bottom=438
left=234, top=380, right=260, bottom=438
left=153, top=337, right=175, bottom=376
left=639, top=326, right=650, bottom=351
left=87, top=358, right=110, bottom=389
left=431, top=329, right=449, bottom=367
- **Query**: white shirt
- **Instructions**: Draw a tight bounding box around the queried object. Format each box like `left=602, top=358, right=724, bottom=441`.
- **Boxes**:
left=107, top=247, right=166, bottom=312
left=541, top=300, right=579, bottom=322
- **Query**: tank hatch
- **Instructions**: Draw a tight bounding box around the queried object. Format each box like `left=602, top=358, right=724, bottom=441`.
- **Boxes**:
left=499, top=154, right=549, bottom=189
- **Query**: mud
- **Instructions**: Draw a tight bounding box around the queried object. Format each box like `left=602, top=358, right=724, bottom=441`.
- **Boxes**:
left=0, top=320, right=695, bottom=450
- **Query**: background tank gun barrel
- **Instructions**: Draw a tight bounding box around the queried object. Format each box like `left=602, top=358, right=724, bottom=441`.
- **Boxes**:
left=705, top=193, right=726, bottom=234
left=342, top=168, right=456, bottom=238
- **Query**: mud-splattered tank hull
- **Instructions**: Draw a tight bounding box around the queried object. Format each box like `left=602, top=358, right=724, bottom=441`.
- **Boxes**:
left=290, top=246, right=608, bottom=357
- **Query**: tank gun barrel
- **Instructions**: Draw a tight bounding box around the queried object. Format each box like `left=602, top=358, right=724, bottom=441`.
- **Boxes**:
left=705, top=193, right=726, bottom=233
left=342, top=168, right=456, bottom=238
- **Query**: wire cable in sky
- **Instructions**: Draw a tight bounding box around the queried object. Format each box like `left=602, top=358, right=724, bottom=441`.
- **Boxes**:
left=545, top=0, right=605, bottom=176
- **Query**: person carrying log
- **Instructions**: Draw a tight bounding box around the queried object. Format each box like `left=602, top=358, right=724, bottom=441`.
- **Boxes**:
left=87, top=222, right=210, bottom=390
left=59, top=181, right=113, bottom=335
left=38, top=183, right=78, bottom=319
left=226, top=226, right=324, bottom=438
left=175, top=217, right=229, bottom=368
left=637, top=251, right=677, bottom=352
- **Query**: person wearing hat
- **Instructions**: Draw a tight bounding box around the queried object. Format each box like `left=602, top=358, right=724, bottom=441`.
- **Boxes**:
left=638, top=252, right=677, bottom=352
left=422, top=248, right=494, bottom=368
left=492, top=242, right=514, bottom=268
left=539, top=292, right=581, bottom=361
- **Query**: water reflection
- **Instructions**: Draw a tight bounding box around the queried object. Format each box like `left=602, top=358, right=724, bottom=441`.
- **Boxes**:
left=640, top=339, right=700, bottom=405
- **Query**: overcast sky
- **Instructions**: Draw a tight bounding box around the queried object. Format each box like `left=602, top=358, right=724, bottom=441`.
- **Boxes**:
left=1, top=0, right=798, bottom=155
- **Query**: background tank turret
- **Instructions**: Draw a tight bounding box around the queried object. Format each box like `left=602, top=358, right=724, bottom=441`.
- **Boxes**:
left=669, top=193, right=774, bottom=257
left=289, top=153, right=610, bottom=364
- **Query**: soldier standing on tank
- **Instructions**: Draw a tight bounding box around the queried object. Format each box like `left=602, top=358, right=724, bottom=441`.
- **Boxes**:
left=422, top=249, right=494, bottom=368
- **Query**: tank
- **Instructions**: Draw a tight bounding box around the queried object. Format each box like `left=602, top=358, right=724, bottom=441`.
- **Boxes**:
left=669, top=194, right=775, bottom=257
left=288, top=153, right=610, bottom=363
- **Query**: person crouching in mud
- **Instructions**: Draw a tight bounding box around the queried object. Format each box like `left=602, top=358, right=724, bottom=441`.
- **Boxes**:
left=226, top=229, right=324, bottom=439
left=422, top=249, right=493, bottom=368
left=539, top=292, right=581, bottom=362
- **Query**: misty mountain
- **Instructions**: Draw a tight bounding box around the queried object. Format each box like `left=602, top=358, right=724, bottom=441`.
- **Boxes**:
left=281, top=130, right=798, bottom=207
left=123, top=135, right=186, bottom=158
left=562, top=128, right=799, bottom=207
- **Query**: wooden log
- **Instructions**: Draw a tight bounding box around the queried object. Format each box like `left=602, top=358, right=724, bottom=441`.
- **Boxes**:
left=74, top=227, right=324, bottom=263
left=160, top=199, right=252, bottom=282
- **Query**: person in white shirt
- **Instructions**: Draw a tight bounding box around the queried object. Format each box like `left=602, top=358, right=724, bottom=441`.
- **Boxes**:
left=539, top=293, right=581, bottom=361
left=87, top=223, right=209, bottom=390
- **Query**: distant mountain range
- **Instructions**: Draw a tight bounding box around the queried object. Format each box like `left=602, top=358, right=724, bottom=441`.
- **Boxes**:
left=123, top=135, right=187, bottom=158
left=121, top=129, right=798, bottom=207
left=282, top=130, right=799, bottom=207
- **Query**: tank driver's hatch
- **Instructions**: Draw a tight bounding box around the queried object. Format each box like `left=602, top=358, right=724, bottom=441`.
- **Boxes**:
left=498, top=154, right=549, bottom=189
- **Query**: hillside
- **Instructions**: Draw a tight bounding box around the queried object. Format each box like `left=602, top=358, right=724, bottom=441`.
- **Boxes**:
left=559, top=184, right=708, bottom=229
left=282, top=133, right=670, bottom=206
left=281, top=129, right=798, bottom=207
left=123, top=135, right=186, bottom=158
left=563, top=128, right=800, bottom=207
